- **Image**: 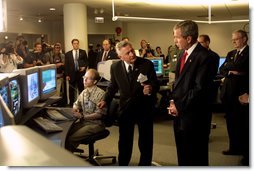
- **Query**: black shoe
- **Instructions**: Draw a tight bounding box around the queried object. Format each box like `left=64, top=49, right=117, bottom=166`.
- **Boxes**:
left=222, top=149, right=241, bottom=155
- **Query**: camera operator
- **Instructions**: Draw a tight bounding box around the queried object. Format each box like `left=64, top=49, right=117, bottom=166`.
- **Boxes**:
left=0, top=41, right=23, bottom=73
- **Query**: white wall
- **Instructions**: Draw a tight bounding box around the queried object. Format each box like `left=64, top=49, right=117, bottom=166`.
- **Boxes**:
left=6, top=14, right=248, bottom=56
left=124, top=21, right=248, bottom=57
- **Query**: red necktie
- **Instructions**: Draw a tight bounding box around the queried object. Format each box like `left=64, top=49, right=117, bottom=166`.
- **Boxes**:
left=180, top=51, right=188, bottom=74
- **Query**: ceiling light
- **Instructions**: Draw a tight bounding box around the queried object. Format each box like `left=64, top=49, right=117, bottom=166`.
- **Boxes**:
left=38, top=18, right=42, bottom=23
left=49, top=8, right=56, bottom=11
left=94, top=9, right=98, bottom=15
left=19, top=16, right=23, bottom=21
left=111, top=0, right=249, bottom=24
left=99, top=8, right=104, bottom=14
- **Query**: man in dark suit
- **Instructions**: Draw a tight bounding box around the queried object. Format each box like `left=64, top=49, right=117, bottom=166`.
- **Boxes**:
left=198, top=34, right=220, bottom=135
left=96, top=39, right=118, bottom=68
left=98, top=41, right=159, bottom=166
left=168, top=20, right=214, bottom=166
left=219, top=30, right=249, bottom=163
left=65, top=38, right=89, bottom=106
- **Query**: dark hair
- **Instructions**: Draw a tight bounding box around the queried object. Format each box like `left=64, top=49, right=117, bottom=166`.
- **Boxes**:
left=174, top=20, right=198, bottom=44
left=199, top=34, right=210, bottom=43
left=71, top=38, right=79, bottom=44
left=34, top=42, right=41, bottom=48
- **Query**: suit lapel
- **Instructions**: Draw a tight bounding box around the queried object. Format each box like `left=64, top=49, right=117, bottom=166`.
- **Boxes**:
left=235, top=45, right=249, bottom=63
left=120, top=61, right=132, bottom=87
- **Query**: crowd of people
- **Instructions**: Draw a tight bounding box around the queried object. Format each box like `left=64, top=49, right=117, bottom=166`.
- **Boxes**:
left=0, top=20, right=249, bottom=166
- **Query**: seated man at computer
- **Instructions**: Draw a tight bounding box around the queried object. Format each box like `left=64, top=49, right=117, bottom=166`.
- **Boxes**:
left=65, top=69, right=107, bottom=152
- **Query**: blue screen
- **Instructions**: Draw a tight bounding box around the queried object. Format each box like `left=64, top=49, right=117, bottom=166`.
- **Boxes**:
left=218, top=58, right=226, bottom=73
left=150, top=59, right=163, bottom=75
left=42, top=69, right=56, bottom=95
left=0, top=85, right=9, bottom=106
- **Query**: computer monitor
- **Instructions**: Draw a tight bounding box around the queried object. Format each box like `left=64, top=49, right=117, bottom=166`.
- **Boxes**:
left=97, top=59, right=120, bottom=81
left=218, top=57, right=226, bottom=73
left=0, top=73, right=21, bottom=117
left=149, top=57, right=163, bottom=77
left=0, top=75, right=10, bottom=108
left=0, top=95, right=15, bottom=128
left=13, top=67, right=40, bottom=108
left=37, top=64, right=57, bottom=101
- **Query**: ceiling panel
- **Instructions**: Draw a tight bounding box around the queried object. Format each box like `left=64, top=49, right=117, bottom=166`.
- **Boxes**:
left=6, top=0, right=249, bottom=22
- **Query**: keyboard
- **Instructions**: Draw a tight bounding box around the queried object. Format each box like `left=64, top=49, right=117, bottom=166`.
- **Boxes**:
left=46, top=109, right=69, bottom=121
left=33, top=117, right=63, bottom=133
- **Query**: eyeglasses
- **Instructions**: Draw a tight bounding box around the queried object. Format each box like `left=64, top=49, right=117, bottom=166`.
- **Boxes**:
left=83, top=76, right=94, bottom=81
left=54, top=46, right=60, bottom=49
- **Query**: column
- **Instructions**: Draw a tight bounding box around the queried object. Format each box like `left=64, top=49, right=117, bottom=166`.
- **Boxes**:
left=63, top=3, right=88, bottom=52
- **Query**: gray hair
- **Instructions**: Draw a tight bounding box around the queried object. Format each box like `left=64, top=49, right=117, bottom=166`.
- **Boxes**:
left=233, top=29, right=248, bottom=42
left=115, top=41, right=133, bottom=56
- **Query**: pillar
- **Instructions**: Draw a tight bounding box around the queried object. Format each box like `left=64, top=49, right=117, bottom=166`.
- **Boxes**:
left=63, top=3, right=87, bottom=52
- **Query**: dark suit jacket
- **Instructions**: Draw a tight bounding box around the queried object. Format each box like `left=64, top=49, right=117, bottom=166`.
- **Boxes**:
left=104, top=57, right=159, bottom=112
left=96, top=50, right=118, bottom=67
left=219, top=45, right=249, bottom=102
left=172, top=43, right=214, bottom=132
left=65, top=49, right=88, bottom=82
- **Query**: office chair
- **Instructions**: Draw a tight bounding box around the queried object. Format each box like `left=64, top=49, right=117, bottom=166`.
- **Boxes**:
left=76, top=99, right=119, bottom=166
left=79, top=129, right=116, bottom=166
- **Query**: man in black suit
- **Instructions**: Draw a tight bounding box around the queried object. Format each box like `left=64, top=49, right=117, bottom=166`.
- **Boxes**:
left=65, top=38, right=88, bottom=106
left=98, top=41, right=159, bottom=166
left=198, top=34, right=220, bottom=135
left=219, top=30, right=249, bottom=163
left=168, top=20, right=214, bottom=166
left=96, top=39, right=118, bottom=68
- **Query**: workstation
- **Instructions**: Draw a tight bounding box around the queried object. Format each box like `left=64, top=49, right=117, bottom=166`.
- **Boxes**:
left=0, top=0, right=250, bottom=167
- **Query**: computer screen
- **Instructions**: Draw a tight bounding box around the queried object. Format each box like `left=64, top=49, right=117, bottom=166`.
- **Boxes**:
left=0, top=75, right=10, bottom=108
left=0, top=95, right=15, bottom=128
left=218, top=57, right=226, bottom=73
left=149, top=57, right=163, bottom=77
left=38, top=64, right=57, bottom=100
left=13, top=67, right=40, bottom=108
left=0, top=73, right=21, bottom=117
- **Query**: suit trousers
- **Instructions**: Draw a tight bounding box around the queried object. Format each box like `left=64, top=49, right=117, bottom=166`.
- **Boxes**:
left=224, top=98, right=247, bottom=154
left=117, top=106, right=153, bottom=166
left=66, top=120, right=105, bottom=152
left=174, top=121, right=209, bottom=166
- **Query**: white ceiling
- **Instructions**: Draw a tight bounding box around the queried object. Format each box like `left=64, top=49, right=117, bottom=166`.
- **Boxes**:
left=6, top=0, right=249, bottom=22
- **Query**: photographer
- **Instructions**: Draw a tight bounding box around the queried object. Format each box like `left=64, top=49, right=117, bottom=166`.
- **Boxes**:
left=23, top=42, right=48, bottom=68
left=45, top=42, right=65, bottom=96
left=0, top=42, right=23, bottom=73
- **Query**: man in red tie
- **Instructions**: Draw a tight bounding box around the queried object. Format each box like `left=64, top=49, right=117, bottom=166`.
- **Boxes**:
left=168, top=20, right=214, bottom=166
left=179, top=51, right=188, bottom=74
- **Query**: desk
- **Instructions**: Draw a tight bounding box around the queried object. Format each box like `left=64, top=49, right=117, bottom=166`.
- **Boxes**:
left=0, top=125, right=91, bottom=166
left=26, top=107, right=75, bottom=148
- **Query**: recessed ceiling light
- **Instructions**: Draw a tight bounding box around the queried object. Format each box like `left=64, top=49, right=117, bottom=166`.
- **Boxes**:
left=19, top=16, right=23, bottom=21
left=49, top=8, right=56, bottom=11
left=38, top=18, right=42, bottom=23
